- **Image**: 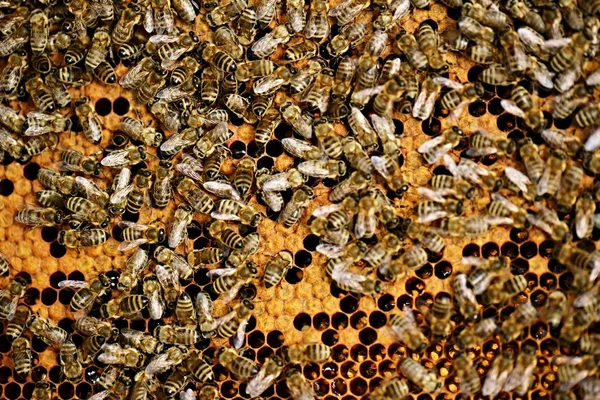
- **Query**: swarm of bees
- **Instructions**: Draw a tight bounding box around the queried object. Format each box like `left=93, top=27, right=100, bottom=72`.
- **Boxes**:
left=3, top=0, right=600, bottom=398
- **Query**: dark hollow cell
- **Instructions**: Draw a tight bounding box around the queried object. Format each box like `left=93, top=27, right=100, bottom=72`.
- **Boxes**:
left=94, top=98, right=112, bottom=116
left=24, top=162, right=40, bottom=180
left=112, top=97, right=130, bottom=115
left=0, top=179, right=14, bottom=196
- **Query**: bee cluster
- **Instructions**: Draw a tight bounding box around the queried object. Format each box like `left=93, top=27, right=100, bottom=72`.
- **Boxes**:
left=2, top=0, right=600, bottom=398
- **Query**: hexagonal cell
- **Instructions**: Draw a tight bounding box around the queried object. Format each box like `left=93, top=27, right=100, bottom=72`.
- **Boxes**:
left=322, top=329, right=339, bottom=347
left=293, top=313, right=312, bottom=331
left=332, top=312, right=349, bottom=330
left=331, top=345, right=349, bottom=363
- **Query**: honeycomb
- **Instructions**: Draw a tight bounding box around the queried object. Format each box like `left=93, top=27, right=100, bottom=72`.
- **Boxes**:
left=1, top=1, right=600, bottom=400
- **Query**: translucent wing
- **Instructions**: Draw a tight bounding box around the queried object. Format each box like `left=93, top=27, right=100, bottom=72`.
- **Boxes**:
left=418, top=136, right=445, bottom=153
left=537, top=166, right=551, bottom=196
left=443, top=154, right=460, bottom=178
left=466, top=147, right=497, bottom=156
left=585, top=128, right=600, bottom=152
left=298, top=160, right=332, bottom=178
left=120, top=62, right=150, bottom=89
left=576, top=204, right=593, bottom=239
left=58, top=280, right=89, bottom=289
left=542, top=37, right=572, bottom=50
left=121, top=328, right=144, bottom=341
left=316, top=243, right=345, bottom=258
left=418, top=211, right=447, bottom=224
left=207, top=267, right=236, bottom=278
left=196, top=292, right=214, bottom=318
left=262, top=190, right=283, bottom=212
left=312, top=203, right=342, bottom=217
left=370, top=114, right=396, bottom=143
left=233, top=318, right=249, bottom=349
left=223, top=281, right=243, bottom=304
left=203, top=181, right=242, bottom=201
left=434, top=76, right=464, bottom=90
left=331, top=270, right=366, bottom=292
left=180, top=389, right=196, bottom=400
left=119, top=238, right=149, bottom=252
left=149, top=35, right=180, bottom=44
left=168, top=219, right=188, bottom=249
left=371, top=155, right=391, bottom=179
left=491, top=193, right=519, bottom=212
left=461, top=256, right=485, bottom=267
left=110, top=184, right=134, bottom=205
left=328, top=0, right=350, bottom=16
left=417, top=187, right=454, bottom=202
left=263, top=173, right=291, bottom=192
left=157, top=86, right=189, bottom=101
left=148, top=290, right=164, bottom=320
left=101, top=150, right=130, bottom=167
left=500, top=100, right=526, bottom=118
left=88, top=390, right=110, bottom=400
left=505, top=167, right=532, bottom=193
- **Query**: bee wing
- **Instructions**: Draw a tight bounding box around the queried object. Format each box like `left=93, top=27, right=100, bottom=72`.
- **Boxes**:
left=490, top=194, right=517, bottom=213
left=500, top=100, right=526, bottom=118
left=332, top=270, right=366, bottom=292
left=298, top=160, right=330, bottom=178
left=156, top=264, right=179, bottom=287
left=262, top=190, right=283, bottom=212
left=526, top=214, right=553, bottom=235
left=417, top=187, right=452, bottom=202
left=402, top=305, right=417, bottom=325
left=207, top=267, right=237, bottom=278
left=529, top=61, right=555, bottom=90
left=417, top=211, right=448, bottom=224
left=146, top=352, right=173, bottom=374
left=417, top=136, right=445, bottom=154
left=118, top=221, right=149, bottom=231
left=466, top=146, right=497, bottom=156
left=223, top=282, right=243, bottom=304
left=148, top=290, right=164, bottom=320
left=157, top=86, right=188, bottom=102
left=143, top=5, right=154, bottom=32
left=119, top=238, right=149, bottom=252
left=587, top=66, right=600, bottom=87
left=558, top=371, right=592, bottom=392
left=195, top=291, right=214, bottom=318
left=168, top=219, right=188, bottom=249
left=282, top=138, right=316, bottom=158
left=576, top=204, right=593, bottom=239
left=504, top=167, right=532, bottom=194
left=541, top=129, right=567, bottom=148
left=110, top=183, right=134, bottom=205
left=536, top=166, right=551, bottom=196
left=454, top=273, right=477, bottom=301
left=88, top=116, right=103, bottom=142
left=233, top=318, right=249, bottom=349
left=585, top=127, right=600, bottom=152
left=328, top=0, right=350, bottom=16
left=353, top=85, right=384, bottom=100
left=371, top=156, right=391, bottom=179
left=370, top=115, right=396, bottom=143
left=254, top=76, right=285, bottom=95
left=517, top=27, right=544, bottom=49
left=503, top=358, right=536, bottom=393
left=210, top=210, right=240, bottom=221
left=541, top=37, right=572, bottom=50
left=55, top=161, right=83, bottom=172
left=97, top=351, right=123, bottom=365
left=355, top=207, right=377, bottom=238
left=441, top=154, right=461, bottom=179
left=203, top=181, right=242, bottom=201
left=101, top=150, right=130, bottom=167
left=6, top=296, right=19, bottom=320
left=316, top=243, right=345, bottom=258
left=589, top=254, right=600, bottom=281
left=180, top=389, right=196, bottom=400
left=263, top=173, right=289, bottom=192
left=171, top=253, right=193, bottom=279
left=162, top=49, right=188, bottom=69
left=58, top=280, right=89, bottom=289
left=161, top=133, right=192, bottom=152
left=121, top=327, right=144, bottom=341
left=88, top=390, right=110, bottom=400
left=119, top=63, right=149, bottom=89
left=461, top=256, right=485, bottom=267
left=177, top=163, right=204, bottom=182
left=312, top=203, right=342, bottom=217
left=149, top=35, right=179, bottom=44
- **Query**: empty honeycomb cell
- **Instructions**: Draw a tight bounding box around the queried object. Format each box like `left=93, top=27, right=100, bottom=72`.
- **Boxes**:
left=0, top=179, right=14, bottom=196
left=525, top=272, right=538, bottom=290
left=58, top=318, right=75, bottom=334
left=461, top=243, right=480, bottom=258
left=559, top=271, right=574, bottom=291
left=257, top=156, right=274, bottom=171
left=468, top=101, right=487, bottom=118
left=293, top=313, right=311, bottom=331
left=266, top=140, right=284, bottom=157
left=303, top=363, right=321, bottom=380
left=5, top=382, right=20, bottom=400
left=553, top=115, right=572, bottom=129
left=467, top=66, right=483, bottom=83
left=50, top=241, right=67, bottom=258
left=332, top=378, right=348, bottom=396
left=0, top=366, right=11, bottom=383
left=222, top=380, right=238, bottom=398
left=359, top=328, right=377, bottom=346
left=112, top=97, right=129, bottom=115
left=22, top=382, right=34, bottom=399
left=540, top=273, right=557, bottom=291
left=340, top=296, right=359, bottom=314
left=520, top=241, right=538, bottom=259
left=350, top=344, right=368, bottom=363
left=58, top=382, right=75, bottom=399
left=94, top=98, right=112, bottom=116
left=426, top=250, right=444, bottom=264
left=41, top=226, right=59, bottom=243
left=376, top=294, right=395, bottom=312
left=405, top=277, right=426, bottom=296
left=24, top=287, right=40, bottom=305
left=397, top=294, right=413, bottom=310
left=487, top=98, right=504, bottom=115
left=315, top=378, right=331, bottom=395
left=265, top=330, right=284, bottom=348
left=246, top=141, right=261, bottom=158
left=548, top=259, right=566, bottom=274
left=421, top=118, right=442, bottom=137
left=530, top=321, right=548, bottom=340
left=481, top=242, right=499, bottom=258
left=294, top=250, right=312, bottom=268
left=312, top=312, right=330, bottom=331
left=530, top=290, right=548, bottom=308
left=49, top=366, right=62, bottom=383
left=31, top=337, right=49, bottom=353
left=303, top=234, right=319, bottom=251
left=331, top=312, right=349, bottom=330
left=510, top=258, right=529, bottom=275
left=368, top=311, right=387, bottom=329
left=500, top=241, right=519, bottom=259
left=497, top=113, right=516, bottom=132
left=507, top=129, right=525, bottom=141
left=23, top=162, right=40, bottom=180
left=275, top=380, right=291, bottom=398
left=415, top=263, right=433, bottom=280
left=359, top=360, right=377, bottom=379
left=247, top=331, right=265, bottom=348
left=434, top=261, right=452, bottom=279
left=321, top=362, right=339, bottom=380
left=350, top=377, right=368, bottom=396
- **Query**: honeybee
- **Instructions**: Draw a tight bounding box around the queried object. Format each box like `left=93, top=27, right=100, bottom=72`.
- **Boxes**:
left=452, top=274, right=479, bottom=323
left=218, top=348, right=259, bottom=379
left=174, top=292, right=196, bottom=328
left=85, top=27, right=111, bottom=71
left=155, top=262, right=181, bottom=308
left=399, top=358, right=442, bottom=394
left=31, top=379, right=53, bottom=400
left=482, top=351, right=515, bottom=398
left=246, top=356, right=284, bottom=398
left=182, top=351, right=214, bottom=384
left=527, top=207, right=571, bottom=242
left=329, top=0, right=368, bottom=25
left=486, top=193, right=529, bottom=229
left=28, top=314, right=68, bottom=348
left=456, top=318, right=497, bottom=350
left=207, top=0, right=246, bottom=26
left=176, top=176, right=215, bottom=214
left=503, top=344, right=537, bottom=395
left=388, top=306, right=429, bottom=353
left=0, top=26, right=30, bottom=58
left=466, top=129, right=516, bottom=158
left=251, top=24, right=290, bottom=58
left=263, top=251, right=293, bottom=289
left=285, top=343, right=331, bottom=364
left=304, top=0, right=329, bottom=41
left=25, top=76, right=56, bottom=113
left=555, top=355, right=600, bottom=392
left=15, top=206, right=63, bottom=228
left=482, top=274, right=528, bottom=305
left=12, top=337, right=32, bottom=378
left=101, top=146, right=147, bottom=169
left=286, top=368, right=316, bottom=400
left=554, top=165, right=584, bottom=213
left=418, top=125, right=463, bottom=164
left=279, top=103, right=312, bottom=141
left=98, top=343, right=146, bottom=368
left=79, top=334, right=106, bottom=363
left=120, top=57, right=157, bottom=90
left=118, top=221, right=166, bottom=252
left=422, top=295, right=453, bottom=339
left=304, top=68, right=335, bottom=114
left=115, top=249, right=148, bottom=293
left=38, top=168, right=77, bottom=196
left=279, top=186, right=313, bottom=228
left=499, top=300, right=537, bottom=342
left=543, top=290, right=567, bottom=329
left=462, top=256, right=509, bottom=295
left=5, top=303, right=29, bottom=341
left=193, top=123, right=232, bottom=160
left=118, top=117, right=163, bottom=147
left=155, top=246, right=193, bottom=282
left=226, top=232, right=260, bottom=268
left=575, top=193, right=596, bottom=239
left=0, top=103, right=25, bottom=133
left=406, top=222, right=445, bottom=253
left=210, top=261, right=258, bottom=303
left=453, top=353, right=480, bottom=395
left=217, top=299, right=254, bottom=348
left=0, top=51, right=27, bottom=97
left=112, top=4, right=141, bottom=48
left=143, top=273, right=164, bottom=320
left=58, top=274, right=112, bottom=316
